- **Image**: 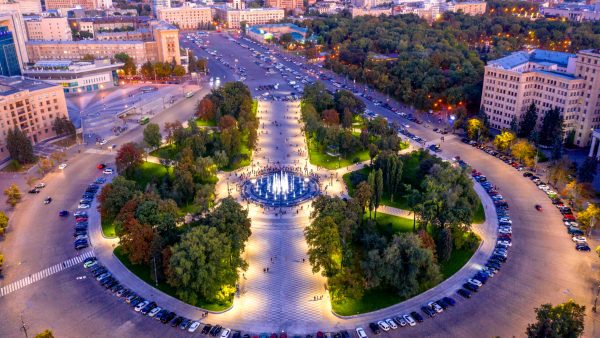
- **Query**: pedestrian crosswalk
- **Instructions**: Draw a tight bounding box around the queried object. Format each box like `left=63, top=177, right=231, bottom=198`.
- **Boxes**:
left=0, top=250, right=95, bottom=298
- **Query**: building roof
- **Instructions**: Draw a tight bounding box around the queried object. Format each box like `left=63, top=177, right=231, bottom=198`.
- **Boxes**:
left=532, top=69, right=577, bottom=81
left=488, top=49, right=576, bottom=69
left=26, top=39, right=146, bottom=45
left=0, top=76, right=57, bottom=95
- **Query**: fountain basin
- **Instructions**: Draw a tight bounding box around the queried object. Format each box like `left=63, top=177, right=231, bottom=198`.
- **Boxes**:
left=241, top=171, right=319, bottom=207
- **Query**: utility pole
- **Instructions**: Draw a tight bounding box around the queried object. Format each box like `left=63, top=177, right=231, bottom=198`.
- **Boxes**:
left=152, top=256, right=158, bottom=286
left=19, top=312, right=29, bottom=338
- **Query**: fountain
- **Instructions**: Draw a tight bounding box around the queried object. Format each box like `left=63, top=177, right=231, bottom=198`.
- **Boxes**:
left=241, top=170, right=319, bottom=207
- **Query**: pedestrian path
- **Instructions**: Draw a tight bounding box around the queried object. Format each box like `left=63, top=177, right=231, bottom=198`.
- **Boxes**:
left=0, top=250, right=95, bottom=298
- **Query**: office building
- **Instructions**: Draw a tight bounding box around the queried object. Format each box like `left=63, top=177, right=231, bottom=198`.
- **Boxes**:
left=481, top=49, right=600, bottom=147
left=0, top=26, right=20, bottom=76
left=0, top=75, right=70, bottom=161
left=152, top=0, right=171, bottom=16
left=266, top=0, right=303, bottom=12
left=45, top=0, right=95, bottom=10
left=0, top=11, right=29, bottom=70
left=541, top=3, right=600, bottom=22
left=444, top=1, right=487, bottom=15
left=0, top=0, right=42, bottom=14
left=22, top=59, right=122, bottom=93
left=215, top=1, right=284, bottom=29
left=157, top=5, right=212, bottom=30
left=24, top=16, right=72, bottom=41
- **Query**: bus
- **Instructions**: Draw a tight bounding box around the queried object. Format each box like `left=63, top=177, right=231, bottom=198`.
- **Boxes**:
left=185, top=91, right=195, bottom=98
left=139, top=116, right=150, bottom=125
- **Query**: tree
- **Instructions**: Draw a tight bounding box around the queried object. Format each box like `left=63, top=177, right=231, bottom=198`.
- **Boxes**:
left=195, top=183, right=215, bottom=213
left=0, top=253, right=3, bottom=274
left=143, top=123, right=162, bottom=149
left=322, top=109, right=340, bottom=126
left=466, top=118, right=483, bottom=140
left=35, top=330, right=55, bottom=338
left=526, top=300, right=585, bottom=338
left=304, top=216, right=342, bottom=277
left=37, top=157, right=54, bottom=175
left=196, top=97, right=216, bottom=120
left=436, top=227, right=453, bottom=262
left=540, top=108, right=563, bottom=146
left=97, top=176, right=138, bottom=221
left=120, top=217, right=156, bottom=264
left=115, top=142, right=144, bottom=177
left=519, top=103, right=538, bottom=139
left=6, top=127, right=35, bottom=164
left=562, top=180, right=592, bottom=210
left=207, top=197, right=252, bottom=261
left=368, top=143, right=379, bottom=165
left=511, top=139, right=536, bottom=167
left=510, top=116, right=519, bottom=134
left=50, top=151, right=66, bottom=164
left=493, top=130, right=516, bottom=153
left=81, top=54, right=94, bottom=62
left=172, top=65, right=186, bottom=77
left=373, top=169, right=383, bottom=219
left=577, top=203, right=600, bottom=236
left=4, top=183, right=22, bottom=207
left=577, top=157, right=597, bottom=183
left=354, top=181, right=372, bottom=212
left=548, top=158, right=573, bottom=188
left=141, top=61, right=154, bottom=78
left=52, top=117, right=76, bottom=137
left=168, top=226, right=240, bottom=304
left=214, top=150, right=229, bottom=168
left=0, top=211, right=8, bottom=236
left=114, top=52, right=137, bottom=76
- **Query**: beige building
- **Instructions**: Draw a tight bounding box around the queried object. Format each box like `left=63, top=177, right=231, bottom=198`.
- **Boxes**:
left=216, top=6, right=284, bottom=29
left=445, top=1, right=487, bottom=15
left=150, top=21, right=180, bottom=63
left=266, top=0, right=303, bottom=12
left=0, top=0, right=42, bottom=14
left=0, top=11, right=29, bottom=70
left=481, top=49, right=600, bottom=147
left=350, top=6, right=392, bottom=17
left=25, top=16, right=72, bottom=41
left=45, top=0, right=96, bottom=10
left=157, top=5, right=213, bottom=30
left=0, top=76, right=69, bottom=161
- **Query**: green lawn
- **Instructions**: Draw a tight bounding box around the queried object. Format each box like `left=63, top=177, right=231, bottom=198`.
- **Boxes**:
left=101, top=218, right=117, bottom=238
left=114, top=246, right=231, bottom=311
left=196, top=118, right=217, bottom=127
left=440, top=246, right=477, bottom=279
left=149, top=143, right=179, bottom=160
left=134, top=162, right=170, bottom=189
left=343, top=167, right=410, bottom=210
left=371, top=212, right=415, bottom=234
left=308, top=139, right=370, bottom=170
left=473, top=200, right=485, bottom=224
left=332, top=287, right=402, bottom=316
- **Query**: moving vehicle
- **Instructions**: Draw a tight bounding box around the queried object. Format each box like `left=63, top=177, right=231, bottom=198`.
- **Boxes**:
left=535, top=204, right=542, bottom=211
left=139, top=117, right=150, bottom=125
left=44, top=197, right=52, bottom=204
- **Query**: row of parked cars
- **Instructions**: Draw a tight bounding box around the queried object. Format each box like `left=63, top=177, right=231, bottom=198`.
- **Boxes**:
left=63, top=177, right=106, bottom=250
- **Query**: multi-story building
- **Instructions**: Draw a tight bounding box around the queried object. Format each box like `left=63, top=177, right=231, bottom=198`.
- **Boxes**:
left=350, top=6, right=393, bottom=17
left=0, top=11, right=28, bottom=71
left=71, top=16, right=152, bottom=37
left=24, top=16, right=72, bottom=41
left=45, top=0, right=96, bottom=10
left=149, top=20, right=180, bottom=63
left=0, top=75, right=70, bottom=161
left=22, top=59, right=122, bottom=93
left=480, top=49, right=600, bottom=147
left=0, top=0, right=42, bottom=14
left=152, top=0, right=171, bottom=16
left=216, top=1, right=284, bottom=29
left=157, top=5, right=212, bottom=30
left=541, top=3, right=600, bottom=22
left=0, top=26, right=21, bottom=76
left=444, top=1, right=487, bottom=16
left=266, top=0, right=303, bottom=12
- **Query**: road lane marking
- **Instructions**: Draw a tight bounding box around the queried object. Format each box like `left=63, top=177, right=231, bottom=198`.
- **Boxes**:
left=0, top=250, right=95, bottom=298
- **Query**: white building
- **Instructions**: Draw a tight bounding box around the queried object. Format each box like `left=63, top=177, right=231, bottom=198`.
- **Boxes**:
left=152, top=0, right=171, bottom=16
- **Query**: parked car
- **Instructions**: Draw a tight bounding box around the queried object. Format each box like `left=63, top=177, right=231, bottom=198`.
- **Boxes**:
left=368, top=323, right=380, bottom=335
left=403, top=314, right=416, bottom=326
left=59, top=210, right=69, bottom=217
left=457, top=288, right=471, bottom=298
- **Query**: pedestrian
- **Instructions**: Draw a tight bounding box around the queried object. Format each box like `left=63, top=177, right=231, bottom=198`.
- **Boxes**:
left=263, top=268, right=266, bottom=273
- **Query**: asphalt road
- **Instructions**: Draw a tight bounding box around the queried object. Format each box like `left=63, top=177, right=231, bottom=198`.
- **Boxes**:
left=0, top=31, right=598, bottom=337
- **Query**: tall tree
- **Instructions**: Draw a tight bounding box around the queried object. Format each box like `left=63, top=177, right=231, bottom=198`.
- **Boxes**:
left=526, top=300, right=585, bottom=338
left=540, top=108, right=563, bottom=146
left=511, top=139, right=536, bottom=167
left=304, top=215, right=342, bottom=277
left=577, top=203, right=600, bottom=236
left=115, top=142, right=144, bottom=177
left=577, top=157, right=598, bottom=183
left=518, top=103, right=538, bottom=139
left=373, top=169, right=383, bottom=219
left=6, top=127, right=35, bottom=164
left=114, top=52, right=136, bottom=76
left=493, top=131, right=516, bottom=153
left=143, top=123, right=162, bottom=149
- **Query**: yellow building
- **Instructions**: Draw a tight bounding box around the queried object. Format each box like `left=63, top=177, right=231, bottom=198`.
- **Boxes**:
left=446, top=1, right=487, bottom=16
left=0, top=76, right=70, bottom=161
left=157, top=6, right=213, bottom=30
left=25, top=16, right=72, bottom=41
left=216, top=6, right=285, bottom=29
left=266, top=0, right=303, bottom=12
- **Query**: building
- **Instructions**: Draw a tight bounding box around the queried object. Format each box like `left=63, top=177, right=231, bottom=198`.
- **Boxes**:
left=350, top=6, right=393, bottom=17
left=152, top=0, right=171, bottom=16
left=0, top=75, right=70, bottom=161
left=215, top=2, right=284, bottom=29
left=71, top=16, right=153, bottom=37
left=0, top=0, right=42, bottom=14
left=0, top=11, right=28, bottom=71
left=0, top=26, right=20, bottom=76
left=24, top=16, right=72, bottom=41
left=266, top=0, right=303, bottom=12
left=444, top=1, right=487, bottom=16
left=157, top=5, right=212, bottom=30
left=22, top=59, right=122, bottom=93
left=540, top=3, right=600, bottom=22
left=480, top=49, right=600, bottom=147
left=45, top=0, right=95, bottom=10
left=247, top=23, right=309, bottom=43
left=26, top=20, right=181, bottom=65
left=309, top=1, right=344, bottom=15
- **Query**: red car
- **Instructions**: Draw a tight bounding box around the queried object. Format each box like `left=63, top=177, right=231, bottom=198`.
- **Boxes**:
left=535, top=204, right=542, bottom=211
left=97, top=163, right=106, bottom=169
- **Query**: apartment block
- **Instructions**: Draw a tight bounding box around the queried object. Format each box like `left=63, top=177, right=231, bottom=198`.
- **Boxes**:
left=0, top=76, right=69, bottom=161
left=266, top=0, right=303, bottom=12
left=480, top=49, right=600, bottom=147
left=216, top=6, right=284, bottom=29
left=157, top=6, right=212, bottom=30
left=25, top=16, right=72, bottom=41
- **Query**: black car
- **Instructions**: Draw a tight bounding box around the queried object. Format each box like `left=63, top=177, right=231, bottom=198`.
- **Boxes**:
left=576, top=244, right=591, bottom=251
left=463, top=283, right=479, bottom=292
left=154, top=309, right=168, bottom=321
left=28, top=188, right=40, bottom=194
left=231, top=331, right=241, bottom=338
left=201, top=325, right=212, bottom=334
left=368, top=322, right=380, bottom=334
left=170, top=316, right=184, bottom=328
left=340, top=331, right=350, bottom=338
left=442, top=296, right=456, bottom=306
left=410, top=311, right=424, bottom=322
left=421, top=306, right=436, bottom=317
left=436, top=299, right=449, bottom=309
left=210, top=325, right=222, bottom=336
left=141, top=302, right=157, bottom=315
left=161, top=312, right=176, bottom=324
left=457, top=288, right=471, bottom=299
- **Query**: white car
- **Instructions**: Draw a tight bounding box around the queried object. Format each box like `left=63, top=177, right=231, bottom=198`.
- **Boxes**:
left=35, top=183, right=46, bottom=189
left=428, top=301, right=443, bottom=313
left=403, top=314, right=416, bottom=326
left=103, top=168, right=113, bottom=175
left=220, top=328, right=231, bottom=338
left=78, top=203, right=91, bottom=209
left=355, top=327, right=367, bottom=338
left=377, top=321, right=390, bottom=331
left=468, top=278, right=483, bottom=287
left=134, top=300, right=149, bottom=312
left=497, top=240, right=512, bottom=247
left=148, top=307, right=162, bottom=317
left=98, top=139, right=107, bottom=145
left=385, top=318, right=397, bottom=329
left=58, top=163, right=68, bottom=170
left=188, top=321, right=201, bottom=333
left=572, top=236, right=587, bottom=244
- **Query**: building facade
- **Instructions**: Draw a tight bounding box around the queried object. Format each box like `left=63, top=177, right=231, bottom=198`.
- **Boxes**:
left=0, top=11, right=29, bottom=70
left=0, top=0, right=42, bottom=14
left=266, top=0, right=303, bottom=12
left=0, top=26, right=20, bottom=76
left=22, top=59, right=122, bottom=93
left=481, top=49, right=600, bottom=147
left=0, top=76, right=70, bottom=161
left=215, top=6, right=284, bottom=29
left=45, top=0, right=95, bottom=10
left=444, top=1, right=487, bottom=15
left=24, top=16, right=72, bottom=41
left=541, top=3, right=600, bottom=22
left=152, top=0, right=171, bottom=16
left=157, top=6, right=212, bottom=30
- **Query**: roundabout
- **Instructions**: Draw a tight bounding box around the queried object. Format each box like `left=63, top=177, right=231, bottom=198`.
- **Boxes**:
left=241, top=170, right=320, bottom=207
